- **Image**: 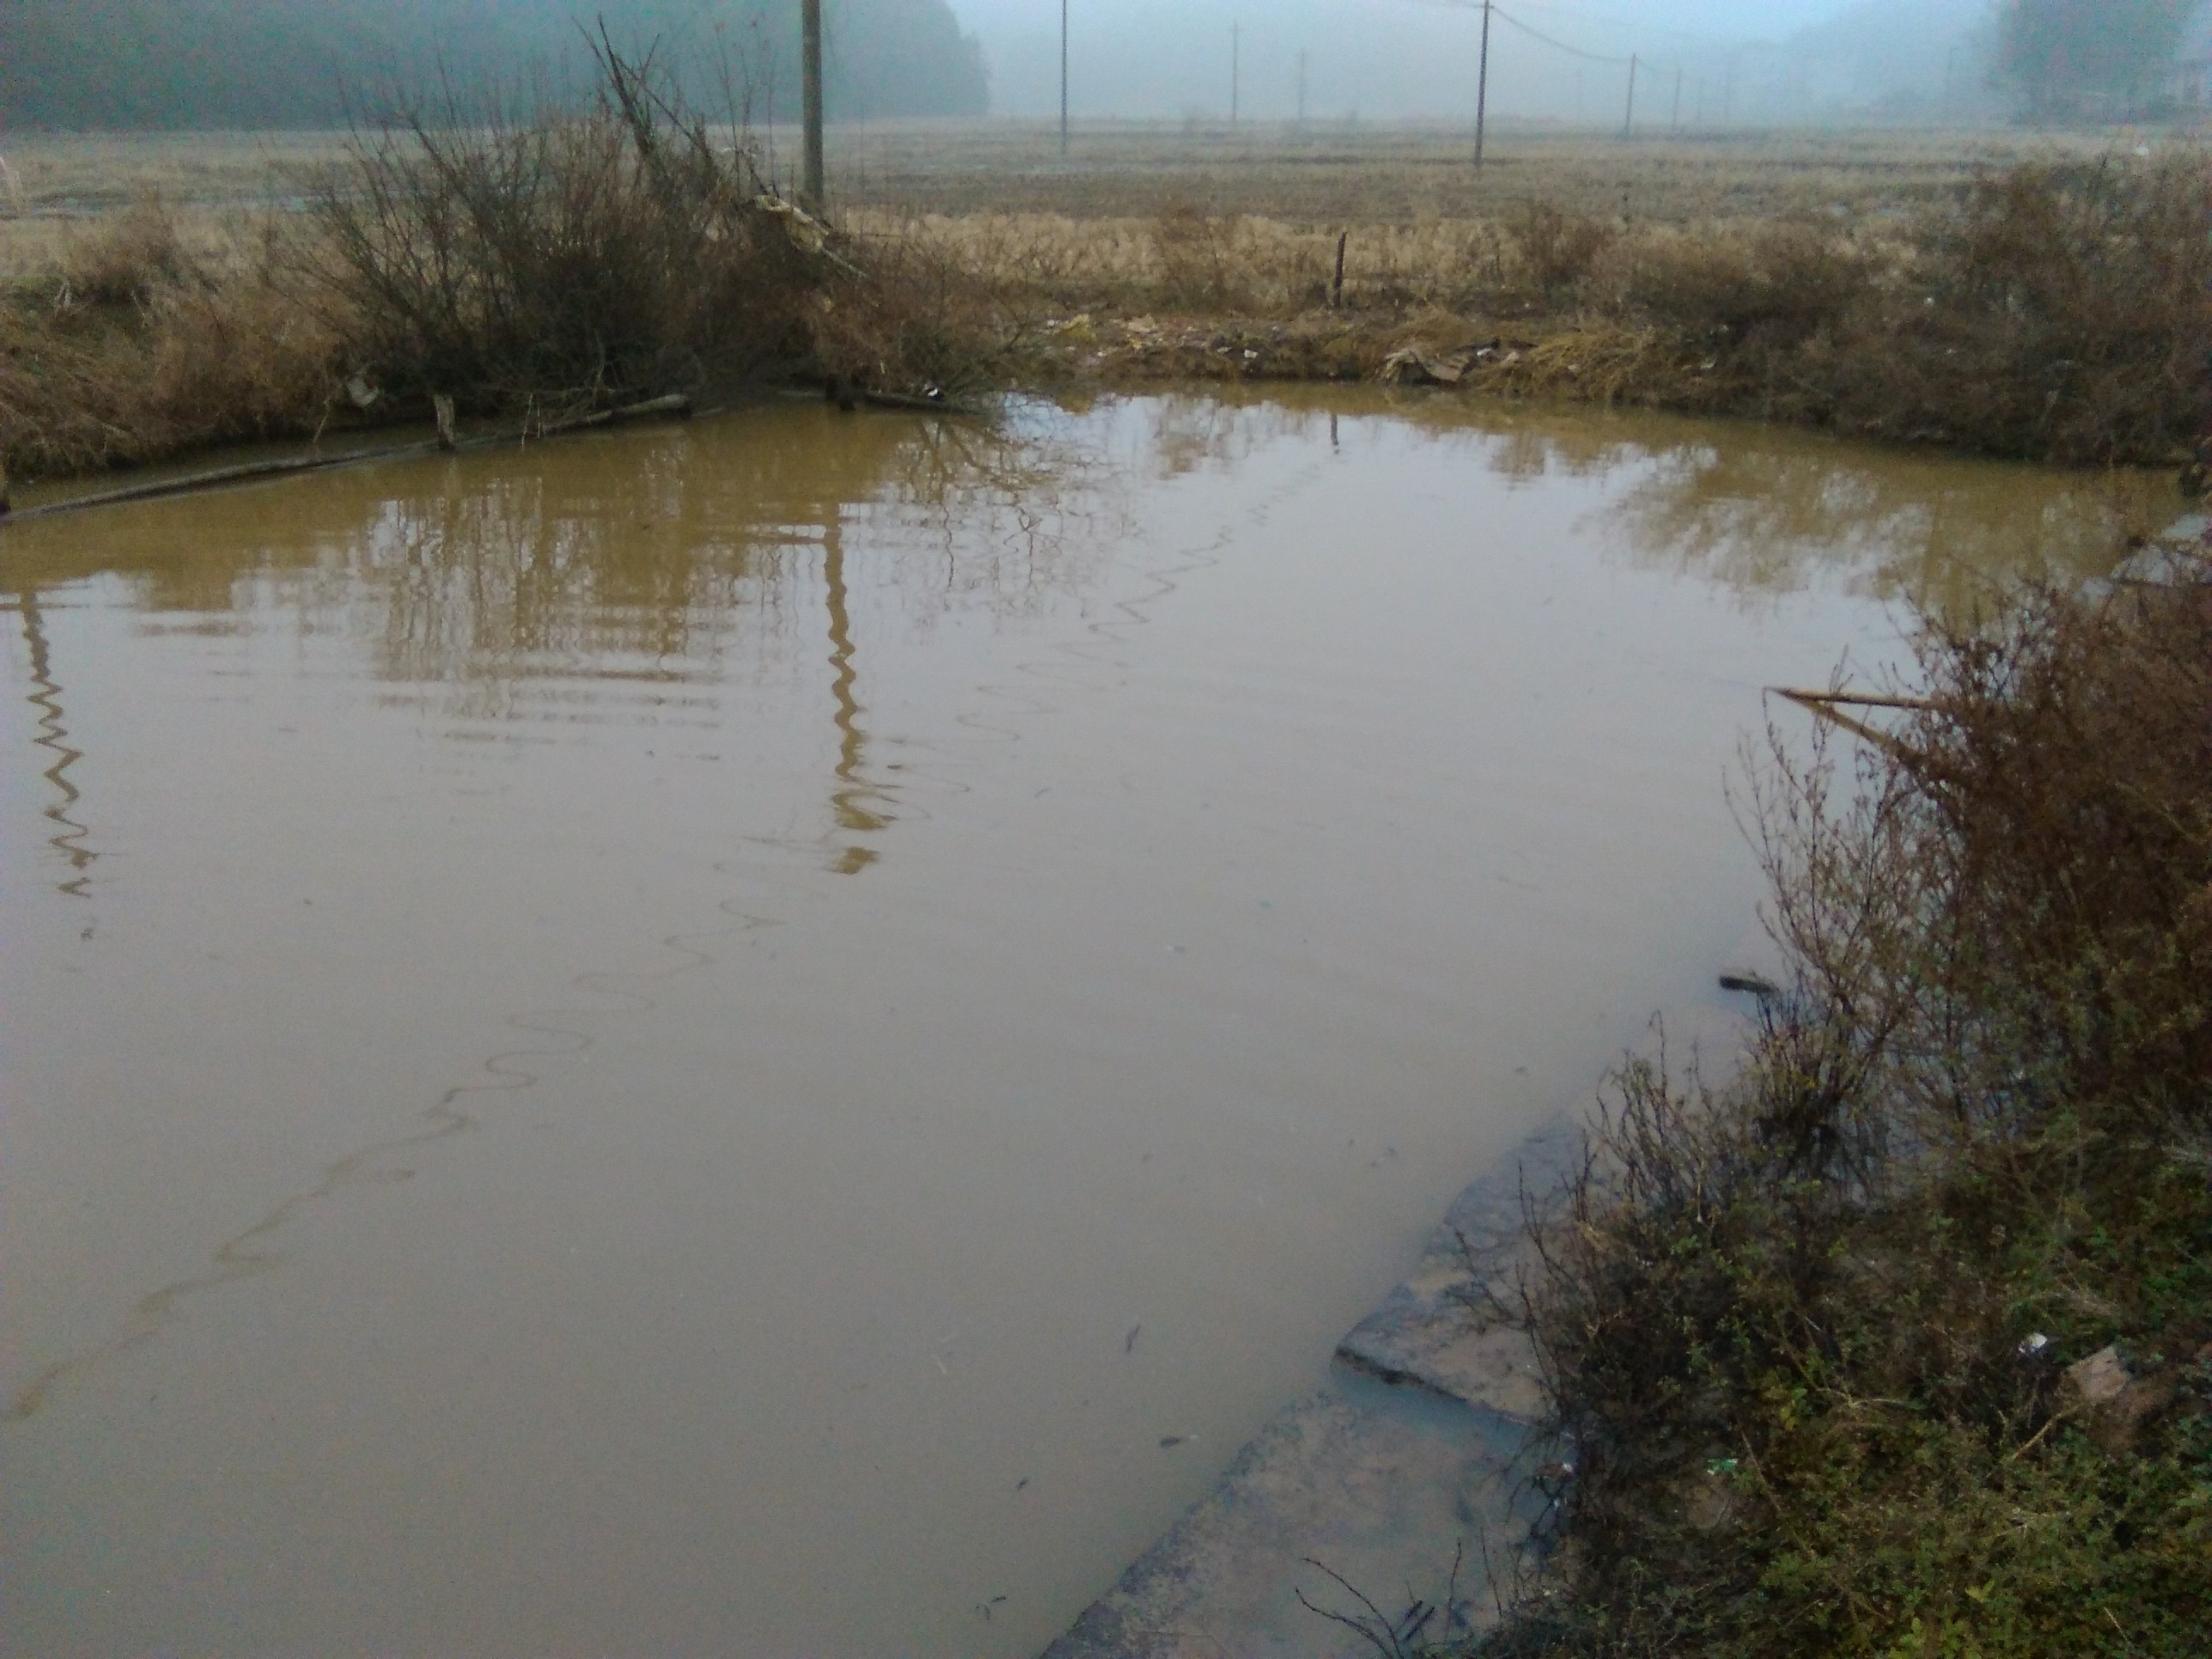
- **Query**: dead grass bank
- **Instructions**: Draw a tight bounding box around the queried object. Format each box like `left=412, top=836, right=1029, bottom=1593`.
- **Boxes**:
left=1462, top=552, right=2212, bottom=1657
left=893, top=148, right=2212, bottom=466
left=5, top=130, right=2207, bottom=481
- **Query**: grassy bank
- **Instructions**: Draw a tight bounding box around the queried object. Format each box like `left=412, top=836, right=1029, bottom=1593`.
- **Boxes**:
left=3, top=124, right=2208, bottom=482
left=1453, top=554, right=2212, bottom=1656
left=895, top=147, right=2212, bottom=466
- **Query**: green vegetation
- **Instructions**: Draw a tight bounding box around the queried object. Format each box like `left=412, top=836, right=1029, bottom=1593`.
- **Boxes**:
left=1466, top=557, right=2212, bottom=1655
left=0, top=0, right=987, bottom=130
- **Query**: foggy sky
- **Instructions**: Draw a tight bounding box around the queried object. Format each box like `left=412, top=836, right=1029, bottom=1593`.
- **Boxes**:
left=943, top=0, right=2001, bottom=123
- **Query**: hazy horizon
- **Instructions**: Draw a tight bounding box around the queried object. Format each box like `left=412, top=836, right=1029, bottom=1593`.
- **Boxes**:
left=943, top=0, right=2007, bottom=124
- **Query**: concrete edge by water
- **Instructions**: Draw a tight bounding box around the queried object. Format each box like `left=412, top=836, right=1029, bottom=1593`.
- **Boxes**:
left=1038, top=1115, right=1580, bottom=1658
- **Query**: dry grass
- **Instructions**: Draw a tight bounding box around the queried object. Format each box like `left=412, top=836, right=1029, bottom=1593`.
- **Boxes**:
left=4, top=122, right=2208, bottom=479
left=864, top=146, right=2212, bottom=465
left=1470, top=554, right=2212, bottom=1658
left=0, top=74, right=999, bottom=481
left=1, top=207, right=340, bottom=477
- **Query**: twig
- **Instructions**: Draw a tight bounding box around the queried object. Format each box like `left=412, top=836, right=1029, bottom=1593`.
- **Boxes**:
left=1296, top=1557, right=1408, bottom=1659
left=2005, top=1412, right=2061, bottom=1464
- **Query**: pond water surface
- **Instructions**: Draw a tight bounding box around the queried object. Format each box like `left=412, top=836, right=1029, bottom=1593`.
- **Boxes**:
left=0, top=391, right=2154, bottom=1656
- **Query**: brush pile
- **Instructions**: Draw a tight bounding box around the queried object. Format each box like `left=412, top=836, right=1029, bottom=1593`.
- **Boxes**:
left=0, top=38, right=995, bottom=482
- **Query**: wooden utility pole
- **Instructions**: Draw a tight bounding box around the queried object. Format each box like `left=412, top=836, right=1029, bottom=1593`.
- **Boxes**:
left=1623, top=53, right=1639, bottom=138
left=802, top=0, right=825, bottom=208
left=1474, top=0, right=1493, bottom=167
left=1060, top=0, right=1070, bottom=156
left=1297, top=50, right=1307, bottom=125
left=1231, top=20, right=1240, bottom=125
left=1672, top=65, right=1684, bottom=131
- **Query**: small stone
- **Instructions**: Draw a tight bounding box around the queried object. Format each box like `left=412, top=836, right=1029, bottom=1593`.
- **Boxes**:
left=2062, top=1344, right=2174, bottom=1454
left=2062, top=1346, right=2131, bottom=1410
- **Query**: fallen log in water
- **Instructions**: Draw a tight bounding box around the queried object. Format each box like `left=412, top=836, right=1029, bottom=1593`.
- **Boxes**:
left=0, top=394, right=696, bottom=527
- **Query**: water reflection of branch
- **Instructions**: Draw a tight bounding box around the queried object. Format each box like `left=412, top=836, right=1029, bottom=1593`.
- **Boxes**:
left=15, top=590, right=96, bottom=900
left=0, top=411, right=1111, bottom=707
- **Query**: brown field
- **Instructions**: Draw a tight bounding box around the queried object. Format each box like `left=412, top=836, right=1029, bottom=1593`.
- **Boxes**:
left=0, top=119, right=2144, bottom=278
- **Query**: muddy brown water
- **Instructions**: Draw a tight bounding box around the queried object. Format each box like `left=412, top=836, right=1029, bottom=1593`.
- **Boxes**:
left=0, top=391, right=2156, bottom=1657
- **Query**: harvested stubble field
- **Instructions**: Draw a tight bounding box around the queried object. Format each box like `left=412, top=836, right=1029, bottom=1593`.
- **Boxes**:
left=3, top=119, right=2209, bottom=483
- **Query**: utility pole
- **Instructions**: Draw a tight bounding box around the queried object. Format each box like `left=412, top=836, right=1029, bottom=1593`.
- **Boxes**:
left=1231, top=21, right=1240, bottom=126
left=801, top=0, right=824, bottom=209
left=1672, top=65, right=1683, bottom=132
left=1623, top=53, right=1638, bottom=139
left=1297, top=50, right=1307, bottom=125
left=1060, top=0, right=1070, bottom=156
left=1474, top=0, right=1493, bottom=167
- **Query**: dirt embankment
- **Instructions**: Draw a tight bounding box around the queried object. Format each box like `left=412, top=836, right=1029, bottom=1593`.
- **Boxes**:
left=4, top=129, right=2209, bottom=488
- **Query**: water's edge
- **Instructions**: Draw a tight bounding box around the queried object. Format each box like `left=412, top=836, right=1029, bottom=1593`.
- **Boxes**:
left=1039, top=1115, right=1580, bottom=1658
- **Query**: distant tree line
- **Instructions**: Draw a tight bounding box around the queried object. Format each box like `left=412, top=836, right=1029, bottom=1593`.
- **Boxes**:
left=0, top=0, right=989, bottom=130
left=1995, top=0, right=2207, bottom=117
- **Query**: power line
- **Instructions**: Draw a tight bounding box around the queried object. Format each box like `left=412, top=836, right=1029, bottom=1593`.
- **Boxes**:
left=1406, top=0, right=1753, bottom=51
left=1490, top=4, right=1633, bottom=69
left=1500, top=0, right=1738, bottom=49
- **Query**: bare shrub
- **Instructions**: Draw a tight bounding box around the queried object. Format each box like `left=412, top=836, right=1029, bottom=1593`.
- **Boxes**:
left=1612, top=222, right=1871, bottom=346
left=1150, top=201, right=1249, bottom=311
left=299, top=35, right=997, bottom=419
left=1823, top=156, right=2212, bottom=463
left=1505, top=201, right=1615, bottom=298
left=813, top=230, right=1004, bottom=397
left=302, top=46, right=818, bottom=415
left=1487, top=557, right=2212, bottom=1657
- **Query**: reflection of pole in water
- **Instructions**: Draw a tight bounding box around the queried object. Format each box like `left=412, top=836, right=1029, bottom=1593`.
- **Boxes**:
left=15, top=590, right=96, bottom=899
left=822, top=515, right=889, bottom=874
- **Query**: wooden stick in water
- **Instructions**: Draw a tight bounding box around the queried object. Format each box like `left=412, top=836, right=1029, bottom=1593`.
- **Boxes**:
left=0, top=394, right=695, bottom=526
left=1773, top=688, right=1928, bottom=760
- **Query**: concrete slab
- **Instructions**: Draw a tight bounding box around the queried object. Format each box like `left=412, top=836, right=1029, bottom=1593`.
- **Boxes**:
left=1039, top=1376, right=1542, bottom=1659
left=1332, top=1117, right=1580, bottom=1417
